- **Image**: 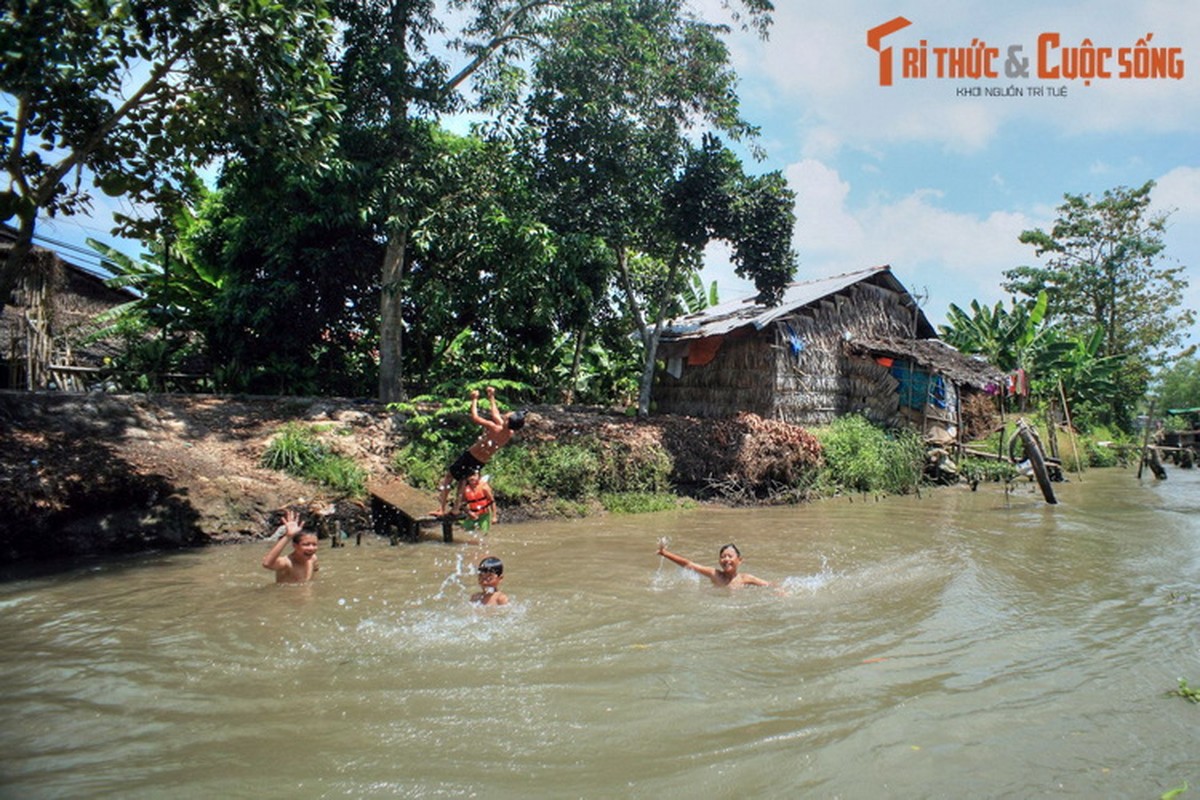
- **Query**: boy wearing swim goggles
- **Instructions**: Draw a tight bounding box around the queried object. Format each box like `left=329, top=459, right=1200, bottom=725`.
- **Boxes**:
left=470, top=556, right=509, bottom=606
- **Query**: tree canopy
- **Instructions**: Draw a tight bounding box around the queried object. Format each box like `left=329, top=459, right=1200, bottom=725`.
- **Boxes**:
left=522, top=0, right=795, bottom=414
left=0, top=0, right=340, bottom=309
left=8, top=1, right=798, bottom=411
left=1003, top=181, right=1193, bottom=425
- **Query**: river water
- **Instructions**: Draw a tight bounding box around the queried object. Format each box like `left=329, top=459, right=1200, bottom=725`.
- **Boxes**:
left=1, top=467, right=1198, bottom=799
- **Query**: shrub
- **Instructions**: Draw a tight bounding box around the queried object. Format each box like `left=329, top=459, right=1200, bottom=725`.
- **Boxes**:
left=600, top=492, right=687, bottom=514
left=817, top=415, right=925, bottom=495
left=262, top=423, right=366, bottom=496
left=594, top=439, right=674, bottom=494
left=529, top=441, right=601, bottom=499
left=393, top=440, right=457, bottom=490
left=303, top=455, right=367, bottom=496
left=262, top=423, right=329, bottom=473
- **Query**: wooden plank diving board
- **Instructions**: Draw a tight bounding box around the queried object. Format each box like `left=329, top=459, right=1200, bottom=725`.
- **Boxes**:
left=366, top=477, right=460, bottom=543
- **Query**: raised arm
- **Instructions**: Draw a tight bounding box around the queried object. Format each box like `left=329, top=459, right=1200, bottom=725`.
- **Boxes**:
left=261, top=509, right=302, bottom=571
left=486, top=386, right=503, bottom=425
left=657, top=545, right=717, bottom=579
left=467, top=388, right=503, bottom=432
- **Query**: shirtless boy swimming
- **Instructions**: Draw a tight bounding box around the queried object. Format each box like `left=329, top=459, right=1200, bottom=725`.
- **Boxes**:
left=261, top=509, right=320, bottom=584
left=656, top=542, right=770, bottom=588
left=470, top=556, right=509, bottom=606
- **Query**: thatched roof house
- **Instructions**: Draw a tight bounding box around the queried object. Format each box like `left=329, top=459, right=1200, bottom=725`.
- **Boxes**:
left=2, top=225, right=137, bottom=390
left=654, top=265, right=1001, bottom=443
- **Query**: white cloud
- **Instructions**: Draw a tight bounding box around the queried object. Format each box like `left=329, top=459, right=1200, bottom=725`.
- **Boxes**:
left=1153, top=166, right=1200, bottom=348
left=705, top=156, right=1039, bottom=324
left=714, top=0, right=1200, bottom=156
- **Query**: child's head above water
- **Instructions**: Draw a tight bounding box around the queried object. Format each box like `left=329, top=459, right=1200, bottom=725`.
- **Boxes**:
left=474, top=556, right=507, bottom=604
left=718, top=543, right=743, bottom=574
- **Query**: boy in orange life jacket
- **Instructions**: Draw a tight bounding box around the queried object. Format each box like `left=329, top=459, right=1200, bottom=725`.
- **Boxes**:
left=434, top=386, right=525, bottom=517
left=459, top=472, right=496, bottom=534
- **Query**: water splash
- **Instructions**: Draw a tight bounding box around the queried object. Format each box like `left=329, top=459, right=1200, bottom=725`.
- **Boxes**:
left=654, top=536, right=671, bottom=578
left=433, top=551, right=469, bottom=601
left=780, top=554, right=841, bottom=595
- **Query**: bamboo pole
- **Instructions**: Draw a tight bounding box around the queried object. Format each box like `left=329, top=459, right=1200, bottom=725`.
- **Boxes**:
left=1058, top=379, right=1083, bottom=482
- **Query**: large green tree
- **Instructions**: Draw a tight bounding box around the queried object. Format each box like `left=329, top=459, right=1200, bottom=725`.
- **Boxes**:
left=1152, top=355, right=1200, bottom=412
left=325, top=0, right=565, bottom=402
left=0, top=0, right=339, bottom=311
left=523, top=0, right=793, bottom=416
left=1003, top=181, right=1193, bottom=425
left=327, top=0, right=776, bottom=403
left=182, top=163, right=384, bottom=396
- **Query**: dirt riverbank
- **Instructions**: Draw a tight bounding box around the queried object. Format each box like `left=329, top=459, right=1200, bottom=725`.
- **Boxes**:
left=0, top=391, right=819, bottom=564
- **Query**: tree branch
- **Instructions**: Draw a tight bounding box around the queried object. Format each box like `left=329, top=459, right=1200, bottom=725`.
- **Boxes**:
left=443, top=0, right=564, bottom=93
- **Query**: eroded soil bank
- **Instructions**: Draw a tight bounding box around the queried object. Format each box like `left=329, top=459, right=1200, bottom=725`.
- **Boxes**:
left=0, top=391, right=818, bottom=564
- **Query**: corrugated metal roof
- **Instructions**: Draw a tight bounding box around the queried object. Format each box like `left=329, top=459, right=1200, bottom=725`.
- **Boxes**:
left=661, top=265, right=923, bottom=341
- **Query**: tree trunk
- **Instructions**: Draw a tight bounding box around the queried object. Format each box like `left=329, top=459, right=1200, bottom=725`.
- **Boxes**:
left=566, top=325, right=586, bottom=405
left=0, top=212, right=38, bottom=316
left=377, top=222, right=409, bottom=404
left=634, top=253, right=681, bottom=419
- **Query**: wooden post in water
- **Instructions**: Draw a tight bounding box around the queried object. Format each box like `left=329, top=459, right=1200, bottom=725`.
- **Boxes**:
left=1137, top=400, right=1156, bottom=480
left=1044, top=404, right=1060, bottom=460
left=1057, top=380, right=1083, bottom=482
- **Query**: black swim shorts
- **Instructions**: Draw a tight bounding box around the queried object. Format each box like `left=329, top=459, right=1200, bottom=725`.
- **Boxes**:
left=448, top=451, right=486, bottom=481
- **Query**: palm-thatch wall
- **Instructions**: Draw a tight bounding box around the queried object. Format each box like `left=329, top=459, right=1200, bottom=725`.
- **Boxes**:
left=654, top=266, right=1001, bottom=442
left=2, top=230, right=135, bottom=391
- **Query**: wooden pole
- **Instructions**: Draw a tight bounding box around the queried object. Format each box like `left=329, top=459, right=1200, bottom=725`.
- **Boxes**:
left=1058, top=379, right=1083, bottom=482
left=1044, top=404, right=1060, bottom=459
left=1137, top=399, right=1156, bottom=479
left=996, top=378, right=1009, bottom=461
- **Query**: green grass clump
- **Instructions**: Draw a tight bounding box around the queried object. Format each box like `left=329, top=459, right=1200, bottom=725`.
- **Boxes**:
left=262, top=423, right=366, bottom=496
left=816, top=415, right=925, bottom=496
left=393, top=433, right=676, bottom=517
left=600, top=492, right=687, bottom=514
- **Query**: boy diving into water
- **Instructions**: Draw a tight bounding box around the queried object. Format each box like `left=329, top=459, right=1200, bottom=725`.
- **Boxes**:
left=434, top=387, right=524, bottom=517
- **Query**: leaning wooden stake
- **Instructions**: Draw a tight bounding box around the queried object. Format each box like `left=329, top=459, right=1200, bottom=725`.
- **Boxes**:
left=1058, top=380, right=1083, bottom=482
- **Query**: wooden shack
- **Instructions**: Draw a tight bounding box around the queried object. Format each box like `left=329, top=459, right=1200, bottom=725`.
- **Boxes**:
left=653, top=266, right=1001, bottom=443
left=2, top=226, right=137, bottom=391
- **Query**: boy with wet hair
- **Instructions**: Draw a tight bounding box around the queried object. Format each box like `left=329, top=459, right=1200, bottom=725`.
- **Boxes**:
left=656, top=541, right=770, bottom=588
left=434, top=386, right=525, bottom=517
left=470, top=556, right=508, bottom=606
left=261, top=509, right=320, bottom=584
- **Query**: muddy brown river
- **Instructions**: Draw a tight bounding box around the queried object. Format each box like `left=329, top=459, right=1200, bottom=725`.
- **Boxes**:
left=1, top=467, right=1197, bottom=798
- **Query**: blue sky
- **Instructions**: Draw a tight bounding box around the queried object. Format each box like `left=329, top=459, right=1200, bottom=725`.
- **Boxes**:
left=696, top=0, right=1200, bottom=350
left=33, top=0, right=1199, bottom=351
